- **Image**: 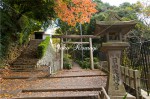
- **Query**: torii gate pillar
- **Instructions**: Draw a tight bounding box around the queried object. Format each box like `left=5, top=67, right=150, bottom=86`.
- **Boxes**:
left=60, top=38, right=63, bottom=69
left=89, top=38, right=94, bottom=70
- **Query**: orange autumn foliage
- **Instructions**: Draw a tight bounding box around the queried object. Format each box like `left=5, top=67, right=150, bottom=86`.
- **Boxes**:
left=54, top=0, right=97, bottom=26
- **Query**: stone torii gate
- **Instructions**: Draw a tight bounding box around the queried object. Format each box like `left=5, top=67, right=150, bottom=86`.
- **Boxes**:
left=52, top=35, right=100, bottom=70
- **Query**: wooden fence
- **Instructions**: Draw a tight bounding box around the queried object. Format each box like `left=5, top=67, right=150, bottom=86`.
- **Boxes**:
left=100, top=61, right=150, bottom=99
left=121, top=66, right=141, bottom=99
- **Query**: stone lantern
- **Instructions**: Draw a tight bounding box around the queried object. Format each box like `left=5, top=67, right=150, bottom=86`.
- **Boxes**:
left=95, top=13, right=136, bottom=99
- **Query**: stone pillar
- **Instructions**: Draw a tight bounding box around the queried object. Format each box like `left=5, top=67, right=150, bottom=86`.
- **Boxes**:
left=89, top=38, right=94, bottom=70
left=60, top=38, right=63, bottom=70
left=101, top=42, right=135, bottom=99
left=107, top=50, right=126, bottom=96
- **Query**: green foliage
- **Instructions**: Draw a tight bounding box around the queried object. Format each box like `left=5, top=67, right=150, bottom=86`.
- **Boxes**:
left=79, top=58, right=90, bottom=69
left=122, top=50, right=131, bottom=67
left=19, top=33, right=23, bottom=45
left=123, top=94, right=127, bottom=99
left=3, top=0, right=55, bottom=21
left=63, top=54, right=72, bottom=69
left=55, top=20, right=79, bottom=35
left=0, top=65, right=5, bottom=69
left=37, top=37, right=50, bottom=58
left=94, top=57, right=99, bottom=62
left=92, top=0, right=150, bottom=40
left=0, top=0, right=56, bottom=61
left=94, top=57, right=99, bottom=69
left=86, top=19, right=96, bottom=35
left=81, top=61, right=90, bottom=69
left=76, top=57, right=99, bottom=69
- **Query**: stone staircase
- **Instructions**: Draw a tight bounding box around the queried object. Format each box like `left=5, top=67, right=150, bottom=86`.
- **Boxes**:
left=12, top=64, right=108, bottom=99
left=11, top=40, right=43, bottom=71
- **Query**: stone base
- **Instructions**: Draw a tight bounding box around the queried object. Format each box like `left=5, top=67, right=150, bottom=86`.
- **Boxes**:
left=110, top=93, right=136, bottom=99
left=141, top=89, right=150, bottom=99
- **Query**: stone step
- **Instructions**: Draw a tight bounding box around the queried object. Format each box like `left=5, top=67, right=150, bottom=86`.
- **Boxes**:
left=3, top=74, right=106, bottom=79
left=12, top=62, right=38, bottom=65
left=10, top=69, right=35, bottom=72
left=10, top=64, right=36, bottom=72
left=13, top=60, right=38, bottom=63
left=13, top=94, right=100, bottom=99
left=11, top=64, right=35, bottom=68
left=11, top=39, right=43, bottom=69
left=29, top=39, right=43, bottom=44
left=13, top=91, right=100, bottom=99
left=10, top=69, right=35, bottom=71
left=50, top=74, right=107, bottom=78
left=22, top=87, right=102, bottom=92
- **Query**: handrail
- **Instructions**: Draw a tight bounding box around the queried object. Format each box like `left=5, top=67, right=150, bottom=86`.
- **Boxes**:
left=100, top=87, right=110, bottom=99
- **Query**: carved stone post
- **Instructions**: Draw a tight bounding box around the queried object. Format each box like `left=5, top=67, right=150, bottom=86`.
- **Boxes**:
left=101, top=42, right=135, bottom=99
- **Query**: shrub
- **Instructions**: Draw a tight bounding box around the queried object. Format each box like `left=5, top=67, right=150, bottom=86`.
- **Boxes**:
left=76, top=60, right=83, bottom=67
left=19, top=33, right=23, bottom=45
left=78, top=58, right=90, bottom=69
left=94, top=57, right=100, bottom=69
left=37, top=36, right=50, bottom=58
left=63, top=54, right=72, bottom=69
left=81, top=61, right=90, bottom=69
left=77, top=57, right=100, bottom=69
left=94, top=57, right=99, bottom=62
left=94, top=62, right=99, bottom=69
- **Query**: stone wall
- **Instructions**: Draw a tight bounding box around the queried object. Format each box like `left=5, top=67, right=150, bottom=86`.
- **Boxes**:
left=37, top=42, right=61, bottom=73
